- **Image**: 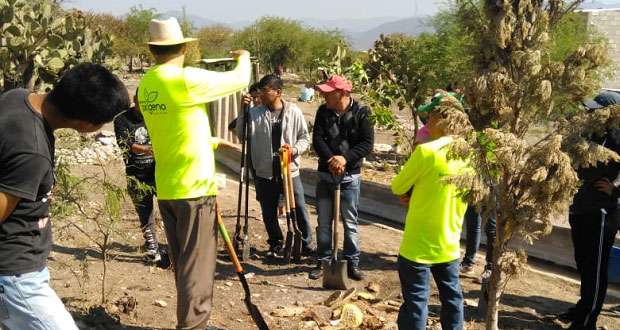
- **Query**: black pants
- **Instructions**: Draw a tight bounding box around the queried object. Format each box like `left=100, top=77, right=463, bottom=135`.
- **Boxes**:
left=255, top=176, right=313, bottom=249
left=127, top=169, right=156, bottom=231
left=569, top=209, right=620, bottom=329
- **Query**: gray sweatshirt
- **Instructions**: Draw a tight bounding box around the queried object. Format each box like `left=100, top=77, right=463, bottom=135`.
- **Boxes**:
left=236, top=100, right=310, bottom=179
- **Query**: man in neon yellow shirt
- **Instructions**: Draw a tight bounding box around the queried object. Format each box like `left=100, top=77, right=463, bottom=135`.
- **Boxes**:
left=138, top=17, right=251, bottom=330
left=391, top=91, right=469, bottom=330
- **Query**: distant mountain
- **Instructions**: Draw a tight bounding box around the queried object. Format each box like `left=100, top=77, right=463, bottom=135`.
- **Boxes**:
left=162, top=11, right=218, bottom=28
left=162, top=12, right=431, bottom=51
left=226, top=20, right=253, bottom=30
left=347, top=17, right=433, bottom=51
left=299, top=17, right=403, bottom=32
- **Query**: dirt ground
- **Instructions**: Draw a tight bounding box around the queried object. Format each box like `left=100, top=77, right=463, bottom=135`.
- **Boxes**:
left=46, top=75, right=620, bottom=329
left=48, top=157, right=620, bottom=330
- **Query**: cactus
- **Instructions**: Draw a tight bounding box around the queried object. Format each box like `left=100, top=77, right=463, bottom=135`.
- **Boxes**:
left=0, top=0, right=115, bottom=92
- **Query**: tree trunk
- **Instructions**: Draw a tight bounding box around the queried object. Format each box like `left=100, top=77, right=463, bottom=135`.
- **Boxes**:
left=485, top=193, right=505, bottom=330
left=485, top=261, right=501, bottom=330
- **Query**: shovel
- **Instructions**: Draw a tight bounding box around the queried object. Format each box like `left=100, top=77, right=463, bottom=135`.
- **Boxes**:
left=279, top=147, right=294, bottom=263
left=234, top=103, right=251, bottom=261
left=322, top=180, right=350, bottom=290
left=283, top=145, right=302, bottom=263
left=216, top=200, right=270, bottom=330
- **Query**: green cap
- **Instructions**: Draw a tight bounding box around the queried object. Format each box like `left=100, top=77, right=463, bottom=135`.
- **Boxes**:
left=418, top=92, right=464, bottom=112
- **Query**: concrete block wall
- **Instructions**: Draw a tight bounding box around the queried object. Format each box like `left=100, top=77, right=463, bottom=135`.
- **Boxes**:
left=214, top=148, right=617, bottom=270
left=579, top=9, right=620, bottom=89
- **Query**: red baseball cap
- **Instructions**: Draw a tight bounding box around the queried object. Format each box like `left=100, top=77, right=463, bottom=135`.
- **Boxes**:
left=316, top=75, right=353, bottom=93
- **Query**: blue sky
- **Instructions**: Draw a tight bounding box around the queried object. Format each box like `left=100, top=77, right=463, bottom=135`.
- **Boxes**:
left=64, top=1, right=620, bottom=24
left=65, top=0, right=440, bottom=21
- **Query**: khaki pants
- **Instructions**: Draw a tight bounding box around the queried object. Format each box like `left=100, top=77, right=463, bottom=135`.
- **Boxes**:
left=159, top=196, right=217, bottom=330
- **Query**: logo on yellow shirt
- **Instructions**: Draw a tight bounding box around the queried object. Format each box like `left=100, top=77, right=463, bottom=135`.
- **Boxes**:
left=141, top=89, right=167, bottom=115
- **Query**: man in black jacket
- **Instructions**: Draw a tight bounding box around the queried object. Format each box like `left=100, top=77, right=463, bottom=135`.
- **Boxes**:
left=561, top=91, right=620, bottom=330
left=309, top=75, right=374, bottom=281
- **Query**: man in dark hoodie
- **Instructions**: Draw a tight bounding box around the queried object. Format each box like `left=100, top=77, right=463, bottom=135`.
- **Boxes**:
left=309, top=75, right=374, bottom=281
left=560, top=91, right=620, bottom=330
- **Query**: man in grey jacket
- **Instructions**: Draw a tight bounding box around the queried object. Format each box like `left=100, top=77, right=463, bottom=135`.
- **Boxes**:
left=237, top=74, right=316, bottom=257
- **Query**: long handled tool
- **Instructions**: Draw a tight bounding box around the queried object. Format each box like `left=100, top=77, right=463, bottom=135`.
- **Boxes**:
left=282, top=145, right=302, bottom=263
left=279, top=147, right=294, bottom=263
left=233, top=103, right=251, bottom=261
left=216, top=200, right=270, bottom=330
left=322, top=179, right=350, bottom=290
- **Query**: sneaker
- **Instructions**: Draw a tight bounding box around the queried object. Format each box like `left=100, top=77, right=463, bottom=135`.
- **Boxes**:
left=266, top=245, right=284, bottom=258
left=302, top=243, right=317, bottom=256
left=474, top=269, right=492, bottom=284
left=309, top=264, right=323, bottom=280
left=142, top=226, right=161, bottom=262
left=347, top=264, right=364, bottom=281
left=460, top=264, right=475, bottom=275
left=145, top=249, right=162, bottom=263
left=558, top=307, right=577, bottom=322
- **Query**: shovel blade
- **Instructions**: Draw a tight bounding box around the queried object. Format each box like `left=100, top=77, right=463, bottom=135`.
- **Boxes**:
left=245, top=298, right=270, bottom=330
left=292, top=232, right=302, bottom=263
left=233, top=237, right=243, bottom=261
left=241, top=235, right=251, bottom=261
left=283, top=231, right=293, bottom=263
left=322, top=259, right=350, bottom=290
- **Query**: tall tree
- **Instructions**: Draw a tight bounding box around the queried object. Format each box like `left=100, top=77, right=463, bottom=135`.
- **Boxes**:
left=125, top=5, right=161, bottom=69
left=196, top=24, right=234, bottom=58
left=450, top=1, right=612, bottom=328
left=179, top=6, right=200, bottom=66
left=85, top=13, right=138, bottom=71
left=232, top=16, right=345, bottom=74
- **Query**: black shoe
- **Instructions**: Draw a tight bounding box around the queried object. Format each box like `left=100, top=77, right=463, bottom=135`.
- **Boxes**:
left=568, top=323, right=598, bottom=330
left=347, top=264, right=364, bottom=281
left=302, top=243, right=317, bottom=256
left=309, top=264, right=322, bottom=280
left=558, top=307, right=577, bottom=322
left=266, top=245, right=284, bottom=258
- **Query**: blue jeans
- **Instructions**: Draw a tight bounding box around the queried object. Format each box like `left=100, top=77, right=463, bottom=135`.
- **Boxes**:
left=256, top=175, right=313, bottom=248
left=397, top=256, right=463, bottom=330
left=0, top=267, right=78, bottom=330
left=315, top=178, right=361, bottom=265
left=462, top=206, right=496, bottom=269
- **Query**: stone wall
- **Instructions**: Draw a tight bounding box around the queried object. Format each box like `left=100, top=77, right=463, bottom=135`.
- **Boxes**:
left=579, top=9, right=620, bottom=89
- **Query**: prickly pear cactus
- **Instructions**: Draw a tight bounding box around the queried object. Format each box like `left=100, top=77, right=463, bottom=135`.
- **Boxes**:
left=0, top=0, right=115, bottom=91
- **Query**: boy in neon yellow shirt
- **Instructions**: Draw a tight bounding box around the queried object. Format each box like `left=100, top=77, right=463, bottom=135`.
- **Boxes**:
left=391, top=91, right=469, bottom=330
left=138, top=17, right=251, bottom=329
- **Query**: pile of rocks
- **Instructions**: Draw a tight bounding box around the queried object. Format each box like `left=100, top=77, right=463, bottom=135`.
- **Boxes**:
left=56, top=130, right=121, bottom=165
left=269, top=283, right=401, bottom=330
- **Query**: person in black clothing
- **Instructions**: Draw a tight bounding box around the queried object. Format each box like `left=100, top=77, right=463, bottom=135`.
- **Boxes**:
left=559, top=91, right=620, bottom=330
left=309, top=75, right=374, bottom=281
left=0, top=63, right=129, bottom=330
left=114, top=89, right=161, bottom=262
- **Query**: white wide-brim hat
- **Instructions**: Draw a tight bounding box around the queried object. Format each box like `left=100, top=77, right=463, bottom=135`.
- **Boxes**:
left=148, top=17, right=197, bottom=46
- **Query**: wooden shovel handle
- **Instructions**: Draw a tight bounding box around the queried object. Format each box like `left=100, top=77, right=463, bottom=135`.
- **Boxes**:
left=279, top=148, right=291, bottom=214
left=333, top=185, right=340, bottom=261
left=216, top=200, right=243, bottom=273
